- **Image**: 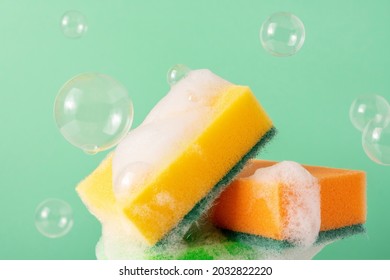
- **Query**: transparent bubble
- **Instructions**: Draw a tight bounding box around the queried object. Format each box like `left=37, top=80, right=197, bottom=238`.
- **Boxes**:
left=113, top=162, right=150, bottom=198
left=362, top=115, right=390, bottom=165
left=54, top=73, right=134, bottom=154
left=260, top=12, right=305, bottom=57
left=167, top=64, right=191, bottom=86
left=35, top=199, right=73, bottom=238
left=60, top=10, right=88, bottom=39
left=350, top=95, right=390, bottom=132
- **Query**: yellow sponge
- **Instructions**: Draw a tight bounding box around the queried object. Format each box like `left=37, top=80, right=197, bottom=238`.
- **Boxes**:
left=77, top=69, right=275, bottom=246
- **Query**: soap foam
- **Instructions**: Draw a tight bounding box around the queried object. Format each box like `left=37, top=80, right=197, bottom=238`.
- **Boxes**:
left=262, top=243, right=326, bottom=260
left=95, top=217, right=328, bottom=260
left=100, top=222, right=148, bottom=260
left=113, top=69, right=232, bottom=202
left=248, top=161, right=321, bottom=247
left=142, top=69, right=232, bottom=125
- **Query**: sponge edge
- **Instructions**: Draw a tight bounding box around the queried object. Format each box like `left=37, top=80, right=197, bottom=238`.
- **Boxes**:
left=76, top=154, right=115, bottom=222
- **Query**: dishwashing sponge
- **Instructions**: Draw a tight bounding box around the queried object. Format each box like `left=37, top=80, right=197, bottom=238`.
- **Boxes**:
left=85, top=158, right=365, bottom=260
left=211, top=160, right=366, bottom=246
left=77, top=69, right=276, bottom=248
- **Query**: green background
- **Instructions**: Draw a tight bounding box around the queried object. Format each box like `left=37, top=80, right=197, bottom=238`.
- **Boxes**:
left=0, top=0, right=389, bottom=260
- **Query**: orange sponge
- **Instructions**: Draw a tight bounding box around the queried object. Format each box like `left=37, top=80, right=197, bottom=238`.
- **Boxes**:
left=211, top=160, right=366, bottom=242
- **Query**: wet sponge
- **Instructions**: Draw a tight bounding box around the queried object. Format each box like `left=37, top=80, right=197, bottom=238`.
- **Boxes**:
left=77, top=69, right=275, bottom=247
left=211, top=160, right=366, bottom=246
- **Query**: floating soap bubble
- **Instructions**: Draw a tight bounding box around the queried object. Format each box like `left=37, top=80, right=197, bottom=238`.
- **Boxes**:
left=54, top=73, right=134, bottom=154
left=260, top=12, right=305, bottom=57
left=349, top=95, right=390, bottom=132
left=362, top=115, right=390, bottom=165
left=35, top=199, right=73, bottom=238
left=167, top=64, right=191, bottom=86
left=60, top=10, right=88, bottom=38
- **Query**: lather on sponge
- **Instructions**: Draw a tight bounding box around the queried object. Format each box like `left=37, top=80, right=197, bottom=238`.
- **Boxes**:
left=78, top=148, right=365, bottom=260
left=77, top=69, right=276, bottom=251
left=76, top=69, right=366, bottom=259
left=211, top=160, right=366, bottom=246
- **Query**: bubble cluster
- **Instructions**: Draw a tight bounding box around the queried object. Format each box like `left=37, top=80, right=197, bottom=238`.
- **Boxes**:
left=260, top=12, right=305, bottom=57
left=35, top=199, right=73, bottom=238
left=60, top=10, right=88, bottom=39
left=167, top=64, right=191, bottom=86
left=350, top=95, right=390, bottom=165
left=54, top=73, right=134, bottom=154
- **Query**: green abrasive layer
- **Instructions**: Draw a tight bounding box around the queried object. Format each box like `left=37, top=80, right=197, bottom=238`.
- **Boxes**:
left=222, top=224, right=366, bottom=250
left=317, top=224, right=366, bottom=244
left=155, top=127, right=277, bottom=247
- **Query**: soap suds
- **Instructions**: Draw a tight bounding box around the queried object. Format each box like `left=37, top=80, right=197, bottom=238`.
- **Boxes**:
left=112, top=69, right=232, bottom=202
left=142, top=69, right=232, bottom=125
left=248, top=161, right=321, bottom=247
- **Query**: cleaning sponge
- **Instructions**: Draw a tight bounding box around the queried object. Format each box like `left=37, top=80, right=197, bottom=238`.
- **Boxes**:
left=79, top=156, right=365, bottom=259
left=211, top=160, right=366, bottom=246
left=77, top=69, right=276, bottom=247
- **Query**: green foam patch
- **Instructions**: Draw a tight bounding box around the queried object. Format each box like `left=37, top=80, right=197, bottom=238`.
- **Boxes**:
left=178, top=241, right=258, bottom=260
left=148, top=241, right=258, bottom=260
left=156, top=127, right=277, bottom=247
left=179, top=247, right=215, bottom=260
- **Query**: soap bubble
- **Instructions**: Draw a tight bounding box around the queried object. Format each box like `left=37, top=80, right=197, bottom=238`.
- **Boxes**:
left=113, top=162, right=150, bottom=198
left=167, top=64, right=191, bottom=86
left=54, top=73, right=134, bottom=154
left=60, top=10, right=88, bottom=38
left=349, top=95, right=390, bottom=132
left=260, top=12, right=305, bottom=57
left=362, top=115, right=390, bottom=165
left=35, top=199, right=73, bottom=238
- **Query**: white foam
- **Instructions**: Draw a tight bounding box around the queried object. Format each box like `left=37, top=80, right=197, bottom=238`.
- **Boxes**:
left=100, top=221, right=149, bottom=260
left=262, top=243, right=326, bottom=260
left=95, top=218, right=328, bottom=260
left=247, top=161, right=321, bottom=247
left=112, top=69, right=232, bottom=202
left=142, top=69, right=232, bottom=125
